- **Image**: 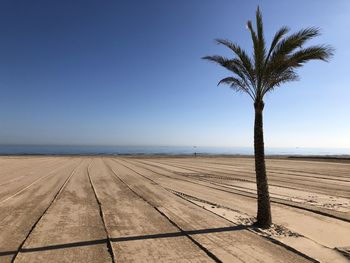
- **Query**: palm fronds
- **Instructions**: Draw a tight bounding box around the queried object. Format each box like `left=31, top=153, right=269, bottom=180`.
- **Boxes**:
left=203, top=6, right=334, bottom=101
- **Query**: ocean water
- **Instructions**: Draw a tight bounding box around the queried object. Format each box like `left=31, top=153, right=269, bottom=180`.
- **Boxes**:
left=0, top=145, right=349, bottom=156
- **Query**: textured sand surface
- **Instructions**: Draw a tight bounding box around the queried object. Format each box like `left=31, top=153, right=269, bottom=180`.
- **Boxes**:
left=0, top=156, right=349, bottom=262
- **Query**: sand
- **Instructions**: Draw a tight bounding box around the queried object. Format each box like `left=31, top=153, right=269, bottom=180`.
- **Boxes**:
left=0, top=156, right=349, bottom=262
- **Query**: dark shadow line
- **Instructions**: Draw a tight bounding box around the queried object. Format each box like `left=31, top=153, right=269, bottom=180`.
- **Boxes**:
left=110, top=225, right=247, bottom=242
left=0, top=225, right=247, bottom=256
left=24, top=238, right=107, bottom=253
left=0, top=251, right=17, bottom=256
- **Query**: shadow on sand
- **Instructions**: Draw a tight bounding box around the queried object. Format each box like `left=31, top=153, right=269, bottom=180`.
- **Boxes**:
left=0, top=224, right=248, bottom=257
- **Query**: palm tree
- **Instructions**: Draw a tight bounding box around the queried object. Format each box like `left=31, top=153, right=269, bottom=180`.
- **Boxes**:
left=203, top=6, right=333, bottom=228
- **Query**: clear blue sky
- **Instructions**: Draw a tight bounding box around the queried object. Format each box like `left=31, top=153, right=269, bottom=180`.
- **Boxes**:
left=0, top=0, right=349, bottom=148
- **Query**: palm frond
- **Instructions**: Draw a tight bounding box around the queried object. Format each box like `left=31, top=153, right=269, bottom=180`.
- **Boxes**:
left=287, top=45, right=334, bottom=67
left=265, top=26, right=290, bottom=65
left=263, top=69, right=298, bottom=95
left=215, top=39, right=256, bottom=86
left=202, top=55, right=246, bottom=80
left=218, top=77, right=255, bottom=100
left=247, top=6, right=267, bottom=99
left=217, top=77, right=237, bottom=86
left=269, top=27, right=321, bottom=63
left=262, top=44, right=333, bottom=94
left=247, top=20, right=258, bottom=52
left=203, top=55, right=257, bottom=98
left=256, top=6, right=264, bottom=44
left=255, top=6, right=266, bottom=63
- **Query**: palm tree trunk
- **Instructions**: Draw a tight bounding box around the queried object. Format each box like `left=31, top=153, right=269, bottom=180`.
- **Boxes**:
left=253, top=100, right=272, bottom=228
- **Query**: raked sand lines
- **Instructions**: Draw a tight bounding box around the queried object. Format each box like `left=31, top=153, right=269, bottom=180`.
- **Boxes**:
left=0, top=156, right=349, bottom=262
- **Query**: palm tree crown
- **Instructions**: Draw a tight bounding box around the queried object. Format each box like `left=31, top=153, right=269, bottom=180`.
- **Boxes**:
left=203, top=7, right=334, bottom=102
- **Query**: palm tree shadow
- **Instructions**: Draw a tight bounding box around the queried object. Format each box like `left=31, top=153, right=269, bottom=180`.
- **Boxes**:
left=0, top=224, right=249, bottom=257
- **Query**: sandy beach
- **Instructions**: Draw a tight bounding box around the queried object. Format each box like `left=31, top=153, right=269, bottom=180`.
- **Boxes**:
left=0, top=156, right=348, bottom=262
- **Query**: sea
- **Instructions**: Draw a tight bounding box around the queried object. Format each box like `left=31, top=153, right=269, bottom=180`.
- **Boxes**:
left=0, top=145, right=349, bottom=156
